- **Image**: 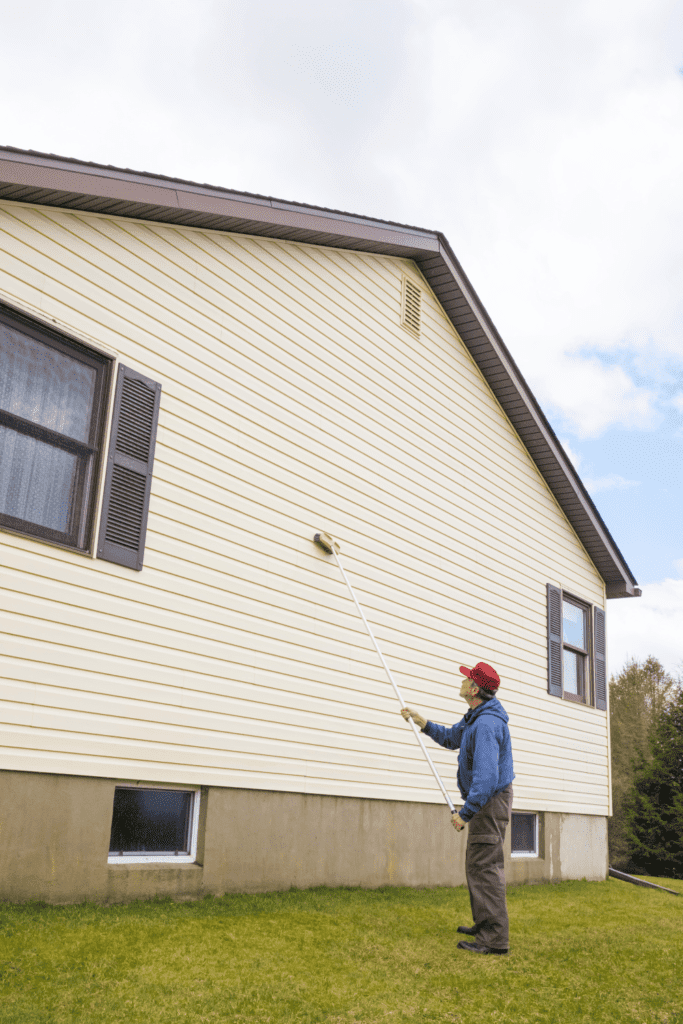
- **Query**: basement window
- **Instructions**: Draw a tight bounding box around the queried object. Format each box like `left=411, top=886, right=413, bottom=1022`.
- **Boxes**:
left=107, top=785, right=200, bottom=864
left=511, top=812, right=538, bottom=857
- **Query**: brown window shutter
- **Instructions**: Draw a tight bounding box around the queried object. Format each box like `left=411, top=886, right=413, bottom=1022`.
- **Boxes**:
left=547, top=583, right=563, bottom=697
left=594, top=607, right=607, bottom=710
left=97, top=364, right=161, bottom=570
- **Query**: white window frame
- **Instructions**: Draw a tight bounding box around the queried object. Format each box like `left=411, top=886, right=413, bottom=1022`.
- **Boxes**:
left=107, top=783, right=200, bottom=865
left=510, top=812, right=539, bottom=858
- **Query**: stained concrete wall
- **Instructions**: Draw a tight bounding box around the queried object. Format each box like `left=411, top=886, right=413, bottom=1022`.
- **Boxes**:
left=558, top=813, right=610, bottom=880
left=0, top=771, right=608, bottom=905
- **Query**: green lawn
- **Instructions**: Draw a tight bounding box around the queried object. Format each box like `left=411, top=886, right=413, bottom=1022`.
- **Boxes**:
left=630, top=876, right=683, bottom=893
left=1, top=878, right=681, bottom=1024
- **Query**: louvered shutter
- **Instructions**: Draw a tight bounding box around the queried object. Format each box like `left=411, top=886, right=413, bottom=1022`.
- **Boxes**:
left=547, top=583, right=563, bottom=697
left=97, top=364, right=161, bottom=570
left=594, top=606, right=607, bottom=710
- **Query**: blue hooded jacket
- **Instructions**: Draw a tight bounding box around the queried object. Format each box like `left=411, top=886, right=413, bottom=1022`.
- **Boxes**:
left=423, top=697, right=515, bottom=822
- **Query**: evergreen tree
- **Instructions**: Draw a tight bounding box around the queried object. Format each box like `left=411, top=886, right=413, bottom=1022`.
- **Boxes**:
left=608, top=657, right=678, bottom=869
left=622, top=685, right=683, bottom=878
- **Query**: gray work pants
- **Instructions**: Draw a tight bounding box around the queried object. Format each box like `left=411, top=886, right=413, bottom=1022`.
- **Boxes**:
left=465, top=784, right=513, bottom=950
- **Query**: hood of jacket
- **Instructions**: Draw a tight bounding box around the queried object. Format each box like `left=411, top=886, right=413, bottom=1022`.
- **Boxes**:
left=464, top=696, right=509, bottom=726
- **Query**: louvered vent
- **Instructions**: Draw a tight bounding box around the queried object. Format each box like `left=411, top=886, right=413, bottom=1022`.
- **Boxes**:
left=402, top=277, right=421, bottom=336
left=104, top=465, right=147, bottom=549
left=117, top=377, right=156, bottom=462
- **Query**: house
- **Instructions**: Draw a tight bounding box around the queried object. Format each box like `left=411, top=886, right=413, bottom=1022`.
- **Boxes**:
left=0, top=146, right=640, bottom=904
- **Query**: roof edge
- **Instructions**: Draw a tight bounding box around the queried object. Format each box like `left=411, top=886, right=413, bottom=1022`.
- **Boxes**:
left=431, top=234, right=639, bottom=596
left=0, top=145, right=439, bottom=246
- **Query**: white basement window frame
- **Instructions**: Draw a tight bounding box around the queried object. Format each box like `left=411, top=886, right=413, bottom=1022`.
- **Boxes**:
left=107, top=783, right=201, bottom=865
left=510, top=812, right=539, bottom=858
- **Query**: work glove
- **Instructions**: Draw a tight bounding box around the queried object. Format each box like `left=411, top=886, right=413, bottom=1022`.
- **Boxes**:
left=401, top=707, right=427, bottom=730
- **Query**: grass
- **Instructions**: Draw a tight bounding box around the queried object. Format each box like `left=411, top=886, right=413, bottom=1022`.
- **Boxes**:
left=630, top=876, right=683, bottom=892
left=1, top=878, right=682, bottom=1024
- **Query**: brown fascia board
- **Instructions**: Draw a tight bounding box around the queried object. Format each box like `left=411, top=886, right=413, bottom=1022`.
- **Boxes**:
left=0, top=147, right=438, bottom=255
left=0, top=146, right=640, bottom=598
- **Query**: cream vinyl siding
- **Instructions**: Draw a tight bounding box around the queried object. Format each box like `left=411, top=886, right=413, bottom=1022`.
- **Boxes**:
left=0, top=201, right=608, bottom=815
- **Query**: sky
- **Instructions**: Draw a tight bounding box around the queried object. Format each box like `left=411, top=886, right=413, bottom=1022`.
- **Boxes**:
left=1, top=0, right=682, bottom=680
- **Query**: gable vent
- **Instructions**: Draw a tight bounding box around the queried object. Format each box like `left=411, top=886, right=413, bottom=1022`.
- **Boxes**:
left=401, top=277, right=421, bottom=336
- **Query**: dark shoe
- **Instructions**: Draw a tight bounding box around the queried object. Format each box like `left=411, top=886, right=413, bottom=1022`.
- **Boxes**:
left=457, top=941, right=508, bottom=955
left=457, top=925, right=477, bottom=935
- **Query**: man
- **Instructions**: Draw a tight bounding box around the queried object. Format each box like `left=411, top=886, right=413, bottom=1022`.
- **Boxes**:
left=401, top=661, right=514, bottom=955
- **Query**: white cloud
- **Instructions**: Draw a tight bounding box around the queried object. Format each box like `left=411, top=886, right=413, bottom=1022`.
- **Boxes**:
left=583, top=474, right=640, bottom=495
left=532, top=355, right=660, bottom=439
left=560, top=440, right=582, bottom=470
left=671, top=393, right=683, bottom=414
left=608, top=578, right=683, bottom=678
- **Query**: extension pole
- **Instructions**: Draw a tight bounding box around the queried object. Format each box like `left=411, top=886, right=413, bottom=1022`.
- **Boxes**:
left=314, top=532, right=456, bottom=814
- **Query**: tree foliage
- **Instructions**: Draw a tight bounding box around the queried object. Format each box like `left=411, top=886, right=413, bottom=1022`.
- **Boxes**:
left=621, top=685, right=683, bottom=878
left=608, top=656, right=679, bottom=869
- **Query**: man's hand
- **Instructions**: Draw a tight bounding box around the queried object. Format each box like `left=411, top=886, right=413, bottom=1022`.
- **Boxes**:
left=451, top=812, right=466, bottom=832
left=401, top=707, right=427, bottom=730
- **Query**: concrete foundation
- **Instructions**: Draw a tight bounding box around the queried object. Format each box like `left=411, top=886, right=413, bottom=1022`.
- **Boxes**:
left=0, top=770, right=609, bottom=904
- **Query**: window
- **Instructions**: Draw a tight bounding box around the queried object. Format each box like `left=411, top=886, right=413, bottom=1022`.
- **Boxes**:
left=0, top=301, right=162, bottom=570
left=511, top=812, right=538, bottom=857
left=546, top=584, right=607, bottom=710
left=561, top=596, right=589, bottom=703
left=108, top=785, right=200, bottom=864
left=0, top=304, right=110, bottom=552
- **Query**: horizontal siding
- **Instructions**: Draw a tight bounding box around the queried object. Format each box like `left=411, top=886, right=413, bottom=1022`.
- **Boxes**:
left=0, top=200, right=609, bottom=815
left=0, top=205, right=595, bottom=587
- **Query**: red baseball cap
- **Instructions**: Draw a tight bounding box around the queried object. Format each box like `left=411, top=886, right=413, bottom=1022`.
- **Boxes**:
left=459, top=662, right=501, bottom=692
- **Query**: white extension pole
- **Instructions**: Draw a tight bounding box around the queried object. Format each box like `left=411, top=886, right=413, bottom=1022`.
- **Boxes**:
left=322, top=539, right=456, bottom=814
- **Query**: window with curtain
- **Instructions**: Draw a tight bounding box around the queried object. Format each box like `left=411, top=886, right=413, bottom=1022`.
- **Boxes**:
left=0, top=305, right=109, bottom=551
